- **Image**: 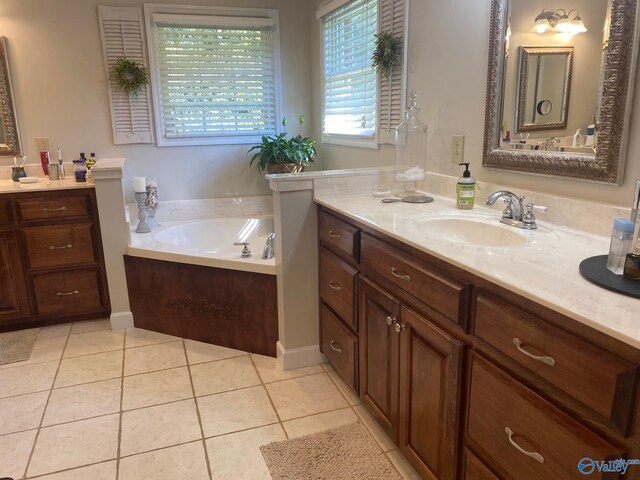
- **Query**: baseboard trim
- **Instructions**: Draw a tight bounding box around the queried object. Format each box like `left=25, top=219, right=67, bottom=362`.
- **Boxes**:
left=110, top=311, right=134, bottom=330
left=277, top=341, right=327, bottom=371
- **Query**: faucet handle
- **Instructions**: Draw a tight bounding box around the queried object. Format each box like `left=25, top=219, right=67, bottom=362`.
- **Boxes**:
left=233, top=242, right=252, bottom=258
left=523, top=203, right=537, bottom=226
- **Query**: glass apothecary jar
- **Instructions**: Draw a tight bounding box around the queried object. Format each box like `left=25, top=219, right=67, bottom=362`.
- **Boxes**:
left=395, top=89, right=427, bottom=195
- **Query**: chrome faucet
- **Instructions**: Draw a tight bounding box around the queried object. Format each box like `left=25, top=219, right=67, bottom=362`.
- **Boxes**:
left=262, top=233, right=275, bottom=260
left=486, top=191, right=539, bottom=230
left=542, top=137, right=560, bottom=150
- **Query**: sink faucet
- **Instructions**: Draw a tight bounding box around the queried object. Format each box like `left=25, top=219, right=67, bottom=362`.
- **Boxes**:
left=262, top=233, right=275, bottom=260
left=486, top=191, right=539, bottom=230
left=542, top=137, right=560, bottom=150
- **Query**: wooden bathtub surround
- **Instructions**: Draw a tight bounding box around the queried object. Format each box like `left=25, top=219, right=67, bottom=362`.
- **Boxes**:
left=317, top=205, right=640, bottom=480
left=0, top=188, right=111, bottom=331
left=124, top=255, right=278, bottom=357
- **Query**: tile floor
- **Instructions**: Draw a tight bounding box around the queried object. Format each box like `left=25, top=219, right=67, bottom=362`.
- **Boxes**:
left=0, top=319, right=420, bottom=480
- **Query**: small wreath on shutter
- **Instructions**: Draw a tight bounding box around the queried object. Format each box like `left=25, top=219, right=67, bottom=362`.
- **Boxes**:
left=371, top=31, right=402, bottom=79
left=109, top=57, right=149, bottom=95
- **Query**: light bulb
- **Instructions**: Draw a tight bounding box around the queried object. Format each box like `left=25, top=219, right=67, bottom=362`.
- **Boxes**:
left=532, top=18, right=551, bottom=33
left=555, top=16, right=573, bottom=33
left=571, top=16, right=587, bottom=34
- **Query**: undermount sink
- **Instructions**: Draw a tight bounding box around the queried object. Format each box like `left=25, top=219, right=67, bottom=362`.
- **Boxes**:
left=402, top=212, right=531, bottom=247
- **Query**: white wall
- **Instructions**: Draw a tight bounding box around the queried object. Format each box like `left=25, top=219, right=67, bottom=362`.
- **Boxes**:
left=312, top=0, right=640, bottom=208
left=0, top=0, right=315, bottom=201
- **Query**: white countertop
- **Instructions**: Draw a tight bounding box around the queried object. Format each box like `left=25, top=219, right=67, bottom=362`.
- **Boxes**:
left=315, top=192, right=640, bottom=349
left=0, top=178, right=94, bottom=194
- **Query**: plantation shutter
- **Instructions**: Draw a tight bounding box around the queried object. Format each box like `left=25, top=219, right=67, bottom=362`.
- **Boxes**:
left=98, top=6, right=154, bottom=144
left=320, top=0, right=378, bottom=138
left=150, top=14, right=277, bottom=141
left=378, top=0, right=407, bottom=144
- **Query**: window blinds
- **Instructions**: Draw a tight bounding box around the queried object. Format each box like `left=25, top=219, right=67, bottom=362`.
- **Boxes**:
left=152, top=16, right=277, bottom=140
left=322, top=0, right=378, bottom=137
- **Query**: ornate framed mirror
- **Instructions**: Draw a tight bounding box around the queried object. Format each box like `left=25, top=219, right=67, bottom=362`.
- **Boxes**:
left=0, top=36, right=22, bottom=157
left=483, top=0, right=639, bottom=184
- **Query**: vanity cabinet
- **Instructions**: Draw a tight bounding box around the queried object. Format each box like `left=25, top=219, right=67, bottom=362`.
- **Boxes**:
left=0, top=189, right=110, bottom=331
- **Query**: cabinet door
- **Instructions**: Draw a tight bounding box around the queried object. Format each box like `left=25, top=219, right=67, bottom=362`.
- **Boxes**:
left=398, top=306, right=464, bottom=479
left=359, top=276, right=400, bottom=443
left=0, top=229, right=30, bottom=324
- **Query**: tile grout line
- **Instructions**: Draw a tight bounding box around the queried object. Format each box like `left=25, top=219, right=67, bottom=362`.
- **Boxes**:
left=115, top=329, right=127, bottom=480
left=248, top=354, right=289, bottom=440
left=182, top=339, right=214, bottom=480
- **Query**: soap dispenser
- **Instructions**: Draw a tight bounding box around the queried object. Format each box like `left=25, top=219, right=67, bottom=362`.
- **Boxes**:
left=456, top=163, right=476, bottom=209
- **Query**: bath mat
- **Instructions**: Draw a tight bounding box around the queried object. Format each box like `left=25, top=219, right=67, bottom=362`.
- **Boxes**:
left=0, top=328, right=39, bottom=366
left=260, top=422, right=402, bottom=480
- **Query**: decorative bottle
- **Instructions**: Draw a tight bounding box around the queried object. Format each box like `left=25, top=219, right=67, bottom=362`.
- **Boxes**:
left=395, top=89, right=427, bottom=196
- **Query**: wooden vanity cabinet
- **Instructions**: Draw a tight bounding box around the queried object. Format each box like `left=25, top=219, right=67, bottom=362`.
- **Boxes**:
left=0, top=229, right=30, bottom=323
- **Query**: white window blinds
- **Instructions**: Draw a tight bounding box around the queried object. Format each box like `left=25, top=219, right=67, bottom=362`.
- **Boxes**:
left=321, top=0, right=378, bottom=139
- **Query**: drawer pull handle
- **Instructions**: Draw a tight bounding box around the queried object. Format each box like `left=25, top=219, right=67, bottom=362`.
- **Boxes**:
left=505, top=427, right=544, bottom=464
left=513, top=338, right=556, bottom=367
left=328, top=281, right=342, bottom=291
left=330, top=340, right=342, bottom=353
left=43, top=206, right=67, bottom=212
left=49, top=244, right=73, bottom=250
left=328, top=230, right=342, bottom=240
left=57, top=290, right=79, bottom=297
left=391, top=267, right=411, bottom=282
left=385, top=316, right=396, bottom=326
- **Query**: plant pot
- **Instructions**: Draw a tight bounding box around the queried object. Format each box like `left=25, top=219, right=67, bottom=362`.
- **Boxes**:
left=266, top=163, right=305, bottom=174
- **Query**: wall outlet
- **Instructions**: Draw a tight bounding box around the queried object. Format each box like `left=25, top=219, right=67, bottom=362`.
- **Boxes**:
left=452, top=134, right=464, bottom=164
left=35, top=137, right=50, bottom=153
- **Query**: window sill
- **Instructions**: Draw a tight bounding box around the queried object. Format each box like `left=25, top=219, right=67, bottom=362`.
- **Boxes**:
left=321, top=134, right=378, bottom=149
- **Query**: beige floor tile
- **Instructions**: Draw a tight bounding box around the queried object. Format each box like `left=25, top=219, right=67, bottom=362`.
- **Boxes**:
left=120, top=399, right=201, bottom=456
left=251, top=354, right=324, bottom=383
left=198, top=385, right=278, bottom=438
left=43, top=379, right=121, bottom=426
left=55, top=350, right=123, bottom=388
left=0, top=429, right=37, bottom=480
left=0, top=361, right=58, bottom=399
left=387, top=450, right=422, bottom=479
left=282, top=407, right=358, bottom=438
left=70, top=319, right=112, bottom=335
left=265, top=372, right=348, bottom=421
left=327, top=370, right=361, bottom=405
left=123, top=341, right=186, bottom=376
left=184, top=339, right=247, bottom=365
left=119, top=441, right=209, bottom=480
left=38, top=324, right=72, bottom=339
left=28, top=414, right=119, bottom=477
left=0, top=336, right=67, bottom=370
left=0, top=391, right=49, bottom=435
left=125, top=328, right=180, bottom=348
left=190, top=356, right=260, bottom=397
left=32, top=460, right=117, bottom=480
left=321, top=362, right=334, bottom=372
left=122, top=367, right=192, bottom=411
left=353, top=405, right=396, bottom=452
left=206, top=424, right=285, bottom=480
left=63, top=330, right=124, bottom=358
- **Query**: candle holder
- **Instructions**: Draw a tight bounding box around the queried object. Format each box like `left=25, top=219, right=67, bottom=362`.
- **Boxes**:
left=135, top=191, right=151, bottom=233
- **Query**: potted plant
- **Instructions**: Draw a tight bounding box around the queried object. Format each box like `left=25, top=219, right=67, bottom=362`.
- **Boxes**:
left=248, top=116, right=317, bottom=174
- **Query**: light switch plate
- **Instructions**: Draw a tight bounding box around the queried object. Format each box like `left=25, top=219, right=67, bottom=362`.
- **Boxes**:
left=452, top=134, right=464, bottom=164
left=35, top=137, right=50, bottom=153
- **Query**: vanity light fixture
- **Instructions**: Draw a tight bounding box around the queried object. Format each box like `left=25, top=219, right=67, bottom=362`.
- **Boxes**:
left=531, top=9, right=587, bottom=35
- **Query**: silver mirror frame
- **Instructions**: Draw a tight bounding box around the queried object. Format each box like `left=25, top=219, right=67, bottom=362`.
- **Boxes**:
left=483, top=0, right=639, bottom=184
left=0, top=36, right=22, bottom=157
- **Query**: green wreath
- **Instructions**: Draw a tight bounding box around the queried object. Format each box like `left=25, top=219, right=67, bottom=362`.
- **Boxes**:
left=371, top=31, right=402, bottom=79
left=109, top=57, right=149, bottom=95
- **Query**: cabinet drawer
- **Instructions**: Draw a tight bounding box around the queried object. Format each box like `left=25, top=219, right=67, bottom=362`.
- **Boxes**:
left=320, top=247, right=357, bottom=330
left=16, top=194, right=90, bottom=222
left=321, top=303, right=358, bottom=391
left=23, top=224, right=95, bottom=269
left=319, top=211, right=359, bottom=262
left=467, top=355, right=623, bottom=480
left=464, top=450, right=500, bottom=480
left=361, top=233, right=469, bottom=325
left=33, top=269, right=104, bottom=315
left=0, top=199, right=12, bottom=225
left=474, top=292, right=638, bottom=434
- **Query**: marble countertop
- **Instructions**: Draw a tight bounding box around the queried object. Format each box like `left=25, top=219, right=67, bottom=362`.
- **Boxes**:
left=315, top=192, right=640, bottom=349
left=0, top=178, right=94, bottom=194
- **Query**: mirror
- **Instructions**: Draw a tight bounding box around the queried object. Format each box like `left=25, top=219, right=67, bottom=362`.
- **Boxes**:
left=483, top=0, right=639, bottom=184
left=0, top=36, right=22, bottom=157
left=517, top=46, right=573, bottom=131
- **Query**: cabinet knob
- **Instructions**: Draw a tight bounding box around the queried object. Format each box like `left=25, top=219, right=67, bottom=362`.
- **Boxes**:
left=385, top=316, right=395, bottom=326
left=395, top=323, right=406, bottom=334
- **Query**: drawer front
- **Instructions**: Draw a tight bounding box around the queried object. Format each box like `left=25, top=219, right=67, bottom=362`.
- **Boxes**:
left=464, top=450, right=500, bottom=480
left=0, top=199, right=12, bottom=225
left=361, top=233, right=469, bottom=325
left=474, top=292, right=637, bottom=434
left=17, top=194, right=90, bottom=222
left=319, top=211, right=359, bottom=262
left=33, top=269, right=104, bottom=315
left=321, top=303, right=358, bottom=391
left=467, top=355, right=624, bottom=480
left=24, top=224, right=96, bottom=269
left=320, top=247, right=358, bottom=330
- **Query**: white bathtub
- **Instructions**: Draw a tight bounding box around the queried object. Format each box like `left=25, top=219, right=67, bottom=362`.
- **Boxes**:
left=128, top=215, right=275, bottom=275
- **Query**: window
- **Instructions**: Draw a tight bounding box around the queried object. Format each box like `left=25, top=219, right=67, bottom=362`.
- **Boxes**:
left=319, top=0, right=378, bottom=147
left=144, top=5, right=282, bottom=146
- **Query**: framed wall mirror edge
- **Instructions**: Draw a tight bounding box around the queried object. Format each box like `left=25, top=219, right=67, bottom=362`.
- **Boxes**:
left=482, top=0, right=640, bottom=185
left=0, top=35, right=23, bottom=158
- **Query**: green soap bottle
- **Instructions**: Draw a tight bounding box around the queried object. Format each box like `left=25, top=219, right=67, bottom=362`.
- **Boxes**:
left=456, top=163, right=476, bottom=209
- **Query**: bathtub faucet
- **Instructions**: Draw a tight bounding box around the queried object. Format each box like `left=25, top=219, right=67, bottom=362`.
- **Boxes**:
left=262, top=233, right=275, bottom=260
